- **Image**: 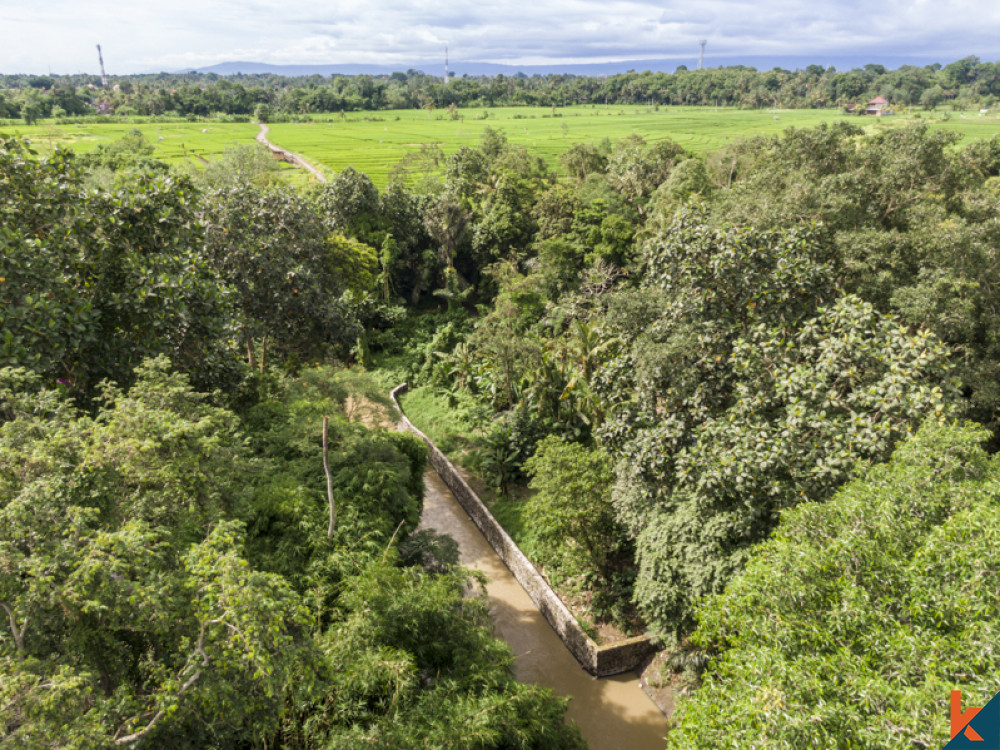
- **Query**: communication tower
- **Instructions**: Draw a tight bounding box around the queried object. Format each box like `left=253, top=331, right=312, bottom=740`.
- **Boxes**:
left=96, top=44, right=108, bottom=87
left=698, top=39, right=707, bottom=70
left=445, top=45, right=450, bottom=85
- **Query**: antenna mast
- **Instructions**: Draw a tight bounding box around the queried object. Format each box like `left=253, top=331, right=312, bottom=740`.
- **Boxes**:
left=96, top=44, right=108, bottom=87
left=698, top=39, right=707, bottom=70
left=444, top=45, right=450, bottom=85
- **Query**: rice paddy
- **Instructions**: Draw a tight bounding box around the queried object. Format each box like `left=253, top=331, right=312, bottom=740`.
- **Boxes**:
left=6, top=105, right=1000, bottom=188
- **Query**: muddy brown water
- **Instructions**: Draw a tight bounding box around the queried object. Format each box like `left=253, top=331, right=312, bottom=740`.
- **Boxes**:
left=419, top=470, right=670, bottom=750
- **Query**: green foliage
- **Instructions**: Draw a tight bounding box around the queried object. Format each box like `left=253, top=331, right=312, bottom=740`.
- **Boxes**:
left=441, top=129, right=553, bottom=289
left=640, top=205, right=835, bottom=330
left=606, top=135, right=686, bottom=213
left=524, top=436, right=618, bottom=577
left=79, top=129, right=169, bottom=189
left=468, top=264, right=544, bottom=410
left=202, top=182, right=358, bottom=365
left=646, top=158, right=714, bottom=222
left=326, top=233, right=379, bottom=295
left=711, top=123, right=1000, bottom=437
left=415, top=319, right=474, bottom=387
left=377, top=183, right=437, bottom=303
left=628, top=296, right=956, bottom=637
left=317, top=166, right=381, bottom=239
left=532, top=182, right=581, bottom=241
left=0, top=136, right=241, bottom=399
left=601, top=211, right=958, bottom=638
left=559, top=141, right=609, bottom=181
left=398, top=384, right=483, bottom=456
left=14, top=95, right=1000, bottom=749
left=200, top=142, right=281, bottom=188
left=0, top=360, right=316, bottom=748
left=474, top=420, right=524, bottom=496
left=535, top=236, right=587, bottom=299
left=296, top=561, right=585, bottom=749
left=0, top=358, right=580, bottom=748
left=313, top=172, right=439, bottom=305
left=668, top=421, right=1000, bottom=750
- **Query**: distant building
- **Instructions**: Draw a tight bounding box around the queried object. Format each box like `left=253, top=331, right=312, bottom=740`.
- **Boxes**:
left=865, top=96, right=892, bottom=116
left=94, top=101, right=112, bottom=115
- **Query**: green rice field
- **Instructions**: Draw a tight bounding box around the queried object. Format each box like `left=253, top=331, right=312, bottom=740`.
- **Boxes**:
left=7, top=105, right=1000, bottom=188
left=7, top=121, right=259, bottom=163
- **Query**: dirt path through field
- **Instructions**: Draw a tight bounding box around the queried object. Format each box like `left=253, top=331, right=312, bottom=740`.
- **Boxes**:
left=255, top=123, right=327, bottom=182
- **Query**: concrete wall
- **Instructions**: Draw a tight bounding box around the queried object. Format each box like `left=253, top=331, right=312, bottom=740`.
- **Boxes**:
left=391, top=383, right=656, bottom=677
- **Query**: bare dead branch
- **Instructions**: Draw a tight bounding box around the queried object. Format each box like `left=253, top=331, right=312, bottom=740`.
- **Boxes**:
left=323, top=416, right=335, bottom=536
left=0, top=601, right=27, bottom=652
left=113, top=623, right=211, bottom=746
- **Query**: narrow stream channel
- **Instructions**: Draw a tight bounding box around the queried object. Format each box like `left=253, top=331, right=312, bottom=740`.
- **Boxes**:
left=419, top=470, right=671, bottom=750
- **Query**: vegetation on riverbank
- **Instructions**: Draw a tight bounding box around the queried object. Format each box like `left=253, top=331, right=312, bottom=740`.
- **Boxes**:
left=0, top=136, right=586, bottom=748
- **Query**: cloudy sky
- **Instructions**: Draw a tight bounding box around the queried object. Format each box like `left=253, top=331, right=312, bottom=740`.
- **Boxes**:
left=1, top=0, right=998, bottom=74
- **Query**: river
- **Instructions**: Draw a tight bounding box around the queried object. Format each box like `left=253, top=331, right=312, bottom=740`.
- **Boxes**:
left=419, top=470, right=671, bottom=750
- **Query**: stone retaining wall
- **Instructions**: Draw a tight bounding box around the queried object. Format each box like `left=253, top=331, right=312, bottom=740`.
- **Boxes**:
left=391, top=383, right=656, bottom=677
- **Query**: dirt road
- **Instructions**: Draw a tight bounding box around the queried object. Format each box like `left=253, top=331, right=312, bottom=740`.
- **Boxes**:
left=255, top=123, right=327, bottom=183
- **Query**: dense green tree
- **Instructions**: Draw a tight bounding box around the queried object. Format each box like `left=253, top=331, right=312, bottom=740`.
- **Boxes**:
left=80, top=129, right=167, bottom=176
left=646, top=158, right=714, bottom=218
left=559, top=141, right=609, bottom=182
left=200, top=142, right=280, bottom=188
left=0, top=361, right=316, bottom=749
left=0, top=137, right=239, bottom=399
left=201, top=183, right=357, bottom=368
left=535, top=236, right=587, bottom=298
left=18, top=90, right=48, bottom=124
left=668, top=421, right=1000, bottom=750
left=523, top=436, right=618, bottom=578
left=605, top=135, right=686, bottom=214
left=599, top=211, right=956, bottom=638
left=316, top=166, right=381, bottom=241
left=0, top=359, right=584, bottom=749
left=531, top=182, right=581, bottom=241
left=712, top=124, right=1000, bottom=438
left=376, top=182, right=436, bottom=304
left=469, top=264, right=545, bottom=410
left=7, top=58, right=1000, bottom=119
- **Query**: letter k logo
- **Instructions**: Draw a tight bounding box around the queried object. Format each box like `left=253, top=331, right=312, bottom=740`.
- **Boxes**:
left=954, top=691, right=985, bottom=742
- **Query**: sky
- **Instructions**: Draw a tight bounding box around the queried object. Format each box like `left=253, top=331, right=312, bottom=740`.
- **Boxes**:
left=1, top=0, right=999, bottom=74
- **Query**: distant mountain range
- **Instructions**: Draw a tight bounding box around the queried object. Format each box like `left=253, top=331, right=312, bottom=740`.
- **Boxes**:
left=178, top=54, right=964, bottom=78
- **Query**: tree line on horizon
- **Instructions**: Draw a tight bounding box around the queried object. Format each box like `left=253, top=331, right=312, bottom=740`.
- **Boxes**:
left=1, top=55, right=999, bottom=121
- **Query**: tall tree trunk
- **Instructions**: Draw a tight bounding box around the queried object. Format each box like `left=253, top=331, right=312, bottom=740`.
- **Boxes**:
left=246, top=331, right=256, bottom=370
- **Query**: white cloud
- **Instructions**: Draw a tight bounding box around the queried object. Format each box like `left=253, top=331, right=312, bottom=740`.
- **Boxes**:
left=0, top=0, right=997, bottom=73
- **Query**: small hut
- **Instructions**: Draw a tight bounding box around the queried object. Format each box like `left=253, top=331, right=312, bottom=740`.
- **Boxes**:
left=865, top=96, right=890, bottom=116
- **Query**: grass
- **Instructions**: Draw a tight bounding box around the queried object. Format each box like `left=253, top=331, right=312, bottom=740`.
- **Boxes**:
left=251, top=105, right=1000, bottom=186
left=397, top=384, right=482, bottom=457
left=8, top=121, right=260, bottom=163
left=4, top=119, right=314, bottom=186
left=8, top=105, right=1000, bottom=188
left=266, top=105, right=859, bottom=186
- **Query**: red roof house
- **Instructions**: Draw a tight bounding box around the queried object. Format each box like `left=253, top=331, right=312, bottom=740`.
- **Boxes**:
left=865, top=96, right=891, bottom=116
